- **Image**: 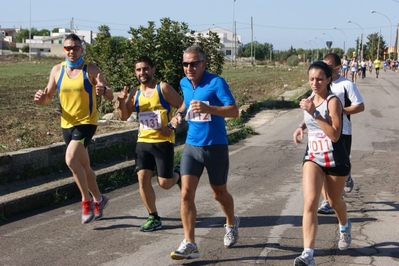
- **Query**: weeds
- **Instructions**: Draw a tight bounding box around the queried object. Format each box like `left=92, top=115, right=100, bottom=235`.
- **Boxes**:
left=53, top=189, right=68, bottom=204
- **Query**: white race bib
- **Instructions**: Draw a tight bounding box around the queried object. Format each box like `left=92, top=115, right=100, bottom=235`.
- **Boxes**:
left=186, top=101, right=211, bottom=122
left=308, top=130, right=334, bottom=153
left=138, top=111, right=161, bottom=130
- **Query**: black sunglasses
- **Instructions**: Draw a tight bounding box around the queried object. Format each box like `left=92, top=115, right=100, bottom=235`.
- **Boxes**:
left=182, top=60, right=203, bottom=68
left=63, top=46, right=82, bottom=52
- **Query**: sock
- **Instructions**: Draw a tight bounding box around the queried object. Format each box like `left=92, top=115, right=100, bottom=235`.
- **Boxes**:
left=96, top=195, right=103, bottom=203
left=339, top=222, right=348, bottom=232
left=303, top=248, right=314, bottom=257
left=149, top=212, right=160, bottom=220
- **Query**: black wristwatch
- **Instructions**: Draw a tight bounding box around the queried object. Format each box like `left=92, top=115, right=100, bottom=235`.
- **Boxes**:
left=176, top=111, right=185, bottom=117
left=167, top=122, right=175, bottom=130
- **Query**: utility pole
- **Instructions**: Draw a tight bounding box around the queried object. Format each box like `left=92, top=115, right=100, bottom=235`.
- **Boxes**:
left=251, top=17, right=254, bottom=65
left=234, top=20, right=237, bottom=64
left=29, top=0, right=31, bottom=62
left=231, top=0, right=235, bottom=64
left=377, top=29, right=381, bottom=59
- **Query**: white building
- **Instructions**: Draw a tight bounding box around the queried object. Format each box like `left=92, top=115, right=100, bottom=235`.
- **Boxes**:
left=195, top=26, right=243, bottom=60
left=14, top=28, right=93, bottom=57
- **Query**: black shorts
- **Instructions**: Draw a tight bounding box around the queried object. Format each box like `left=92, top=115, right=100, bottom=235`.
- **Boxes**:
left=181, top=144, right=229, bottom=186
left=62, top=124, right=97, bottom=148
left=135, top=141, right=174, bottom=178
left=304, top=161, right=351, bottom=177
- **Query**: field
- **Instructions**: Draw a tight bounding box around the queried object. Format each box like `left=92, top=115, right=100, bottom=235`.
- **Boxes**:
left=0, top=55, right=308, bottom=152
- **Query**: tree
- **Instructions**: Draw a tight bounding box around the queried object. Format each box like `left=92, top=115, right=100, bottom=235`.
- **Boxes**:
left=195, top=31, right=223, bottom=75
left=365, top=32, right=386, bottom=60
left=85, top=18, right=224, bottom=97
left=37, top=29, right=50, bottom=36
left=123, top=18, right=223, bottom=92
left=15, top=28, right=39, bottom=42
left=239, top=41, right=273, bottom=61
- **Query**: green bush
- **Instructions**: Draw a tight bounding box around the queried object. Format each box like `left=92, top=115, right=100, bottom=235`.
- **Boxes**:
left=21, top=45, right=29, bottom=53
left=287, top=55, right=299, bottom=66
left=9, top=46, right=19, bottom=52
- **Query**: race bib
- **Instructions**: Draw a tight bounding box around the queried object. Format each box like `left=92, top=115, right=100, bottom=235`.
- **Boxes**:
left=308, top=130, right=333, bottom=153
left=186, top=101, right=211, bottom=122
left=138, top=110, right=161, bottom=130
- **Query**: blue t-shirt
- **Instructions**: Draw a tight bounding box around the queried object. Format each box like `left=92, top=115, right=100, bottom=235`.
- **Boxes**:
left=180, top=71, right=236, bottom=146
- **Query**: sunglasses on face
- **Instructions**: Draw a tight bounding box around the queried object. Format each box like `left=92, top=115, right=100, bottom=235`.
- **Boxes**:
left=63, top=46, right=81, bottom=52
left=182, top=60, right=203, bottom=68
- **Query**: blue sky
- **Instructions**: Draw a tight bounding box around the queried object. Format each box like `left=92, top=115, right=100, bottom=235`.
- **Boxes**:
left=1, top=0, right=398, bottom=51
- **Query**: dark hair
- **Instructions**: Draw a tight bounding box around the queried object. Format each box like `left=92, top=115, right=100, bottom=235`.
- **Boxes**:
left=308, top=61, right=332, bottom=92
left=323, top=53, right=341, bottom=67
left=183, top=45, right=206, bottom=61
left=134, top=56, right=154, bottom=68
left=64, top=33, right=82, bottom=44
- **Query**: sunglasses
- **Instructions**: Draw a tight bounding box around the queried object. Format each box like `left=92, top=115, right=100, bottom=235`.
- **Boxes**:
left=182, top=60, right=203, bottom=68
left=63, top=46, right=82, bottom=52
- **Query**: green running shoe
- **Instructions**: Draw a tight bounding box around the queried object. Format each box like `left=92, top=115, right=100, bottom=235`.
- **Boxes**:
left=140, top=215, right=162, bottom=232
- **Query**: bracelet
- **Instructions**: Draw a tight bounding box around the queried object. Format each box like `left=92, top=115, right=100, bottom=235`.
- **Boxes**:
left=298, top=124, right=306, bottom=130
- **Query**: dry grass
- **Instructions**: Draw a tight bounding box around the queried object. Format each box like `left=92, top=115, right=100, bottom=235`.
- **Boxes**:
left=0, top=56, right=308, bottom=152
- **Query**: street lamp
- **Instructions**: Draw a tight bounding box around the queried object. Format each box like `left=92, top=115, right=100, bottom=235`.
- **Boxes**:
left=322, top=33, right=334, bottom=52
left=348, top=20, right=364, bottom=59
left=322, top=33, right=334, bottom=42
left=371, top=10, right=392, bottom=59
left=333, top=26, right=347, bottom=54
left=315, top=37, right=324, bottom=45
left=315, top=37, right=326, bottom=58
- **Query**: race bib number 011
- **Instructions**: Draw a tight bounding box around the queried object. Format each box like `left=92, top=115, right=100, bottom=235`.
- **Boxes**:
left=308, top=131, right=333, bottom=153
left=186, top=101, right=211, bottom=122
left=139, top=111, right=161, bottom=130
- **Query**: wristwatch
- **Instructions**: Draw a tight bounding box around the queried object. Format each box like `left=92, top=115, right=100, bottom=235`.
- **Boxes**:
left=167, top=122, right=175, bottom=130
left=313, top=110, right=321, bottom=118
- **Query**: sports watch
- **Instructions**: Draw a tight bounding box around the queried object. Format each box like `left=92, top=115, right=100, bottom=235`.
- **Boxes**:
left=313, top=110, right=321, bottom=118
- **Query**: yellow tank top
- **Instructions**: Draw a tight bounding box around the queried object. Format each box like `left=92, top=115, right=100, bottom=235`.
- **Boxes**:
left=56, top=61, right=98, bottom=128
left=134, top=82, right=175, bottom=143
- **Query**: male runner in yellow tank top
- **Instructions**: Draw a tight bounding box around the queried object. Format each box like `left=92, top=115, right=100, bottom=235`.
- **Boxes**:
left=34, top=33, right=114, bottom=224
left=117, top=56, right=183, bottom=232
left=374, top=57, right=381, bottom=78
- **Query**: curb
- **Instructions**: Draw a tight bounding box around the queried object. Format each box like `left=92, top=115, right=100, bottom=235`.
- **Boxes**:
left=0, top=160, right=136, bottom=218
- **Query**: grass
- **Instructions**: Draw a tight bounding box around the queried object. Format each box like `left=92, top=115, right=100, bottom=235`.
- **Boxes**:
left=0, top=56, right=308, bottom=152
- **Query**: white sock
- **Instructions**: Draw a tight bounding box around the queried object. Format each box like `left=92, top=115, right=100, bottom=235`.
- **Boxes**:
left=303, top=248, right=314, bottom=257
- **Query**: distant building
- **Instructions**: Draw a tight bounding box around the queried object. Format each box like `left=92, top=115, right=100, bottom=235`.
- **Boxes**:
left=0, top=27, right=20, bottom=50
left=22, top=28, right=94, bottom=57
left=1, top=27, right=94, bottom=57
left=194, top=26, right=243, bottom=60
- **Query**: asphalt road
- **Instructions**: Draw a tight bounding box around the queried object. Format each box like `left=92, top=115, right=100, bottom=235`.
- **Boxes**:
left=1, top=69, right=399, bottom=266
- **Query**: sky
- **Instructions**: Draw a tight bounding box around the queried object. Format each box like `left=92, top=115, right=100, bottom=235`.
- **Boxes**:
left=2, top=0, right=398, bottom=51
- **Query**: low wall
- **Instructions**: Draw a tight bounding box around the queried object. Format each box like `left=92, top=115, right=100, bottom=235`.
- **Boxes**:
left=0, top=129, right=138, bottom=184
